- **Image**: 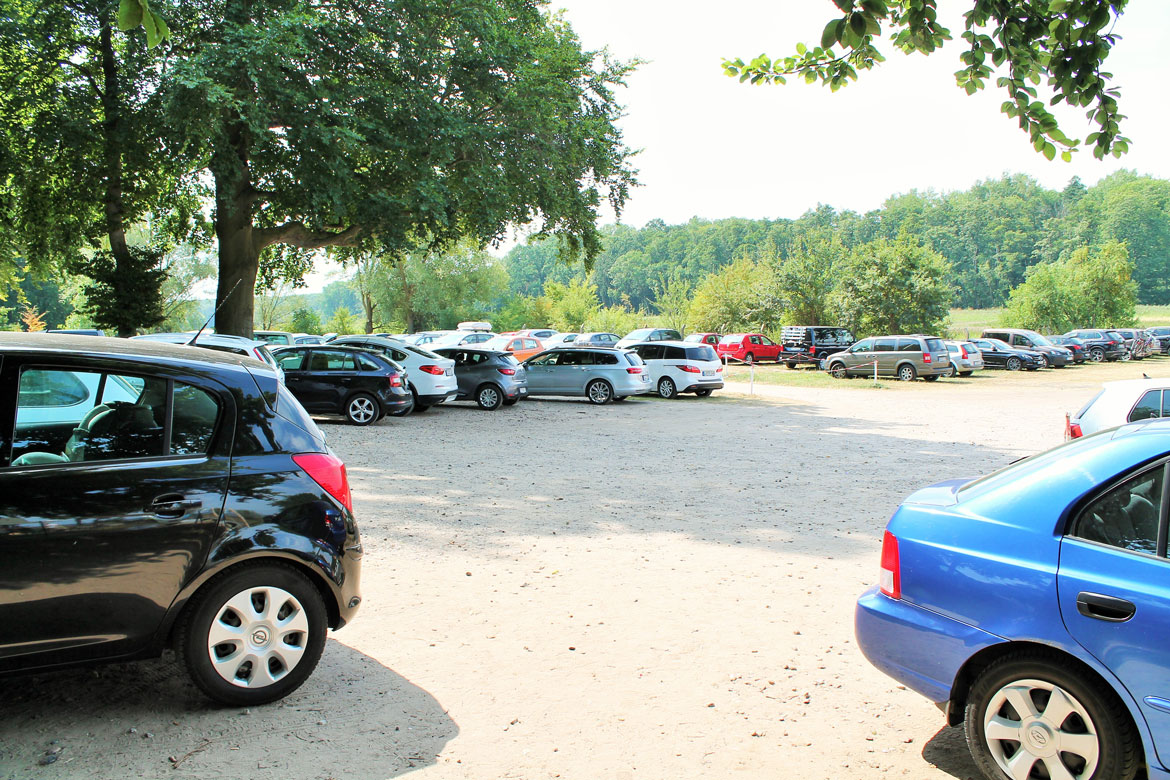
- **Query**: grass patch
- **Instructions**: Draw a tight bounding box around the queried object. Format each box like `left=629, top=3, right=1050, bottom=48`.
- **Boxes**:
left=723, top=363, right=892, bottom=389
left=946, top=306, right=1170, bottom=333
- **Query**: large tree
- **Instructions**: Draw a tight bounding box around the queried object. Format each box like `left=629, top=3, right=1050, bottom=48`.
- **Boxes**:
left=725, top=0, right=1131, bottom=160
left=162, top=0, right=636, bottom=336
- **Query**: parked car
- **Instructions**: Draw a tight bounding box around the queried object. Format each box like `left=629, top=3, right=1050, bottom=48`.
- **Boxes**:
left=432, top=347, right=528, bottom=410
left=1144, top=329, right=1170, bottom=355
left=479, top=335, right=545, bottom=362
left=715, top=333, right=784, bottom=364
left=780, top=325, right=855, bottom=365
left=293, top=333, right=328, bottom=345
left=624, top=340, right=723, bottom=398
left=253, top=329, right=295, bottom=346
left=616, top=328, right=683, bottom=349
left=855, top=419, right=1170, bottom=780
left=1112, top=327, right=1152, bottom=359
left=427, top=330, right=498, bottom=349
left=522, top=347, right=653, bottom=404
left=969, top=337, right=1043, bottom=371
left=1067, top=378, right=1170, bottom=438
left=824, top=335, right=950, bottom=381
left=514, top=328, right=560, bottom=344
left=272, top=345, right=411, bottom=424
left=1064, top=329, right=1127, bottom=362
left=542, top=333, right=579, bottom=347
left=1045, top=335, right=1089, bottom=364
left=573, top=332, right=622, bottom=348
left=1147, top=326, right=1170, bottom=354
left=46, top=328, right=104, bottom=336
left=684, top=332, right=720, bottom=346
left=399, top=331, right=452, bottom=346
left=981, top=328, right=1072, bottom=368
left=131, top=332, right=284, bottom=381
left=943, top=340, right=984, bottom=377
left=330, top=336, right=457, bottom=411
left=0, top=333, right=361, bottom=705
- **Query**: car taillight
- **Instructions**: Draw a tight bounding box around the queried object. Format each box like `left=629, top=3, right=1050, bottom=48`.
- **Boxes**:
left=923, top=352, right=932, bottom=363
left=879, top=530, right=900, bottom=599
left=388, top=374, right=402, bottom=388
left=292, top=453, right=353, bottom=514
left=497, top=368, right=516, bottom=375
left=959, top=345, right=968, bottom=359
left=717, top=366, right=723, bottom=373
left=627, top=366, right=643, bottom=374
left=680, top=365, right=700, bottom=373
left=420, top=365, right=445, bottom=375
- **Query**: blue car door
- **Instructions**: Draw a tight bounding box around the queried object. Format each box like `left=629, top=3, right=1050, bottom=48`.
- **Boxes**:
left=1056, top=460, right=1170, bottom=766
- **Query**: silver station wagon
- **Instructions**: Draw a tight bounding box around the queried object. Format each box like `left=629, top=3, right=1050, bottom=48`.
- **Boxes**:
left=522, top=347, right=654, bottom=404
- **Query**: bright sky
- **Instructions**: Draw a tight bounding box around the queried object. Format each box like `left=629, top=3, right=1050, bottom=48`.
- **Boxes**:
left=550, top=0, right=1170, bottom=227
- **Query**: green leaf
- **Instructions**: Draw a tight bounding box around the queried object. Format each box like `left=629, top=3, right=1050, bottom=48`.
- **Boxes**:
left=1060, top=150, right=1073, bottom=162
left=117, top=0, right=143, bottom=31
left=796, top=42, right=807, bottom=56
left=821, top=20, right=841, bottom=49
left=1042, top=142, right=1056, bottom=161
left=141, top=10, right=161, bottom=47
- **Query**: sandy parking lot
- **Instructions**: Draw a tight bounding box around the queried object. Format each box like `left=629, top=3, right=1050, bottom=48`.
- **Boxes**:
left=1, top=360, right=1159, bottom=780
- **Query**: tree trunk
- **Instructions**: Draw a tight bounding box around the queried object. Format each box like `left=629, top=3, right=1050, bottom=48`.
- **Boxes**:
left=362, top=291, right=376, bottom=334
left=98, top=17, right=135, bottom=338
left=212, top=122, right=260, bottom=338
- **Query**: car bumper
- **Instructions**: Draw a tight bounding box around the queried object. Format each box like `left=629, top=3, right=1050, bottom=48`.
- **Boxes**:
left=855, top=586, right=1004, bottom=707
left=418, top=390, right=459, bottom=405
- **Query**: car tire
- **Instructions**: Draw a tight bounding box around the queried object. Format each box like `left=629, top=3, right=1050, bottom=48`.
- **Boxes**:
left=586, top=379, right=613, bottom=405
left=1090, top=348, right=1105, bottom=363
left=1006, top=357, right=1022, bottom=371
left=695, top=389, right=712, bottom=397
left=897, top=364, right=916, bottom=382
left=947, top=363, right=958, bottom=378
left=1038, top=354, right=1049, bottom=368
left=964, top=653, right=1139, bottom=780
left=829, top=362, right=848, bottom=379
left=786, top=362, right=797, bottom=369
left=657, top=377, right=678, bottom=399
left=744, top=352, right=755, bottom=365
left=344, top=393, right=379, bottom=425
left=177, top=563, right=328, bottom=707
left=475, top=384, right=503, bottom=411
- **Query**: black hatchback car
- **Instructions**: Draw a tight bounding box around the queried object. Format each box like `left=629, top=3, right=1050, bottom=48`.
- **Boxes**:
left=0, top=334, right=362, bottom=705
left=272, top=345, right=411, bottom=424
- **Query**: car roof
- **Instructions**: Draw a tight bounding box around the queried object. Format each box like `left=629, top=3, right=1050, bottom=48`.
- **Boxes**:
left=0, top=332, right=265, bottom=373
left=629, top=339, right=714, bottom=349
left=133, top=332, right=266, bottom=348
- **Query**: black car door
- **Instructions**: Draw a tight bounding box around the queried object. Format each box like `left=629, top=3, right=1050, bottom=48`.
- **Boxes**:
left=299, top=349, right=360, bottom=412
left=0, top=359, right=232, bottom=669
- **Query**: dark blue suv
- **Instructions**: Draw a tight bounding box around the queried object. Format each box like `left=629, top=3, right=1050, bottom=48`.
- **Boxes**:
left=0, top=334, right=362, bottom=705
left=856, top=421, right=1170, bottom=780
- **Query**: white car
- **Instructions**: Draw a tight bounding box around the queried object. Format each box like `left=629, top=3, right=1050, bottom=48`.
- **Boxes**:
left=542, top=333, right=579, bottom=347
left=331, top=335, right=458, bottom=411
left=943, top=340, right=985, bottom=377
left=623, top=340, right=724, bottom=398
left=427, top=330, right=498, bottom=349
left=1069, top=378, right=1170, bottom=438
left=131, top=333, right=284, bottom=381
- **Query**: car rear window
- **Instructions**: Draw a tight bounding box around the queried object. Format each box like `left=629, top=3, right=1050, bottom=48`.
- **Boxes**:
left=897, top=338, right=921, bottom=352
left=623, top=352, right=644, bottom=366
left=686, top=346, right=718, bottom=361
left=925, top=338, right=945, bottom=352
left=719, top=335, right=741, bottom=345
left=274, top=383, right=325, bottom=440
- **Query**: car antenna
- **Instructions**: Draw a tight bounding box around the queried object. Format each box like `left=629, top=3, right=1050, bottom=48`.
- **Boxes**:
left=187, top=279, right=242, bottom=346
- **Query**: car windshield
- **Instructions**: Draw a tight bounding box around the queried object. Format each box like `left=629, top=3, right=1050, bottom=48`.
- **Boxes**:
left=625, top=329, right=652, bottom=340
left=1028, top=333, right=1054, bottom=347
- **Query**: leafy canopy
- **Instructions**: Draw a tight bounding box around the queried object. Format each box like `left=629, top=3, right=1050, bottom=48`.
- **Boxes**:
left=723, top=0, right=1131, bottom=160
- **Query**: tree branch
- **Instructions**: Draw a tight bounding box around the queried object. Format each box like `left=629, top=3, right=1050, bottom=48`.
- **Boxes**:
left=254, top=222, right=364, bottom=251
left=56, top=59, right=104, bottom=100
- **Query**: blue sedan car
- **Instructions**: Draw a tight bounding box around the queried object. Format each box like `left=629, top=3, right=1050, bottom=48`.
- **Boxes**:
left=857, top=420, right=1170, bottom=780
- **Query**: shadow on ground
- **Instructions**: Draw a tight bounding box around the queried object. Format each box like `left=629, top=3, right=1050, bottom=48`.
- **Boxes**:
left=0, top=640, right=455, bottom=780
left=923, top=724, right=981, bottom=779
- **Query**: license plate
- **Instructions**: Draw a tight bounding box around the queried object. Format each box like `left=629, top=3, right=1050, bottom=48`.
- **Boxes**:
left=445, top=368, right=454, bottom=376
left=702, top=370, right=715, bottom=376
left=519, top=387, right=527, bottom=394
left=642, top=375, right=650, bottom=382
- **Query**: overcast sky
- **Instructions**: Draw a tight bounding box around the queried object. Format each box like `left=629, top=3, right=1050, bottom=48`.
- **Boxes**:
left=545, top=0, right=1170, bottom=227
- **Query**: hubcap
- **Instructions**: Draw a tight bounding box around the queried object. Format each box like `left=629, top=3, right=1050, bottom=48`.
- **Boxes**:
left=207, top=586, right=309, bottom=689
left=659, top=379, right=674, bottom=397
left=480, top=388, right=499, bottom=407
left=349, top=397, right=375, bottom=422
left=983, top=679, right=1099, bottom=780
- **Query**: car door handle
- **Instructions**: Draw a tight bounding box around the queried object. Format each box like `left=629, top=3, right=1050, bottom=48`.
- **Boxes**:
left=151, top=494, right=202, bottom=519
left=1076, top=592, right=1136, bottom=622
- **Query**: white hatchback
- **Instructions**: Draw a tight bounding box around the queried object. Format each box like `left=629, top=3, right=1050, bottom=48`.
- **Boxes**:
left=331, top=335, right=458, bottom=411
left=624, top=340, right=724, bottom=398
left=1069, top=378, right=1170, bottom=438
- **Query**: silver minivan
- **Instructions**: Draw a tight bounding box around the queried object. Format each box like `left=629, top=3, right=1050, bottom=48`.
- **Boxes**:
left=825, top=335, right=950, bottom=381
left=522, top=348, right=654, bottom=404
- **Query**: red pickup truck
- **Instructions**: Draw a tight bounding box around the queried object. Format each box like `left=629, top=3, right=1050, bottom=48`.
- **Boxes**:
left=715, top=333, right=783, bottom=364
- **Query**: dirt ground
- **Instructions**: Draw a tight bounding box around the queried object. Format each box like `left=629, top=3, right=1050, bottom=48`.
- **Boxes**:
left=1, top=359, right=1160, bottom=780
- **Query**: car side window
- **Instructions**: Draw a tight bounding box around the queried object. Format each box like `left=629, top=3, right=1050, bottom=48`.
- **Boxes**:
left=1071, top=466, right=1163, bottom=555
left=851, top=340, right=872, bottom=352
left=171, top=382, right=221, bottom=455
left=760, top=336, right=775, bottom=346
left=639, top=345, right=664, bottom=361
left=1130, top=390, right=1163, bottom=422
left=664, top=346, right=686, bottom=360
left=749, top=335, right=761, bottom=345
left=356, top=353, right=382, bottom=371
left=276, top=350, right=305, bottom=371
left=596, top=352, right=618, bottom=365
left=309, top=350, right=357, bottom=371
left=10, top=369, right=168, bottom=466
left=896, top=339, right=921, bottom=352
left=874, top=339, right=896, bottom=352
